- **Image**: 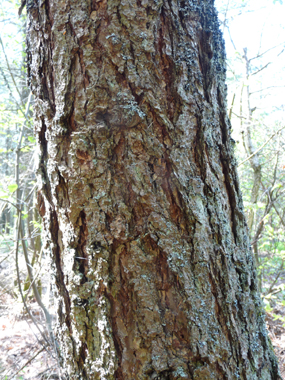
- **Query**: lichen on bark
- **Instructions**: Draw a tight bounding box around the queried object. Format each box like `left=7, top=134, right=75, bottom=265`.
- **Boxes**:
left=27, top=0, right=280, bottom=379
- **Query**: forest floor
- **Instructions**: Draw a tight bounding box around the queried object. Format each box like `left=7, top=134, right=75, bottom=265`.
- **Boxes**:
left=0, top=293, right=284, bottom=379
left=0, top=294, right=59, bottom=380
left=266, top=306, right=285, bottom=379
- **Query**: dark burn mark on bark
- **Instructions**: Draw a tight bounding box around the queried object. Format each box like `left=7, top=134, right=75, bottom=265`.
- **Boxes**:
left=108, top=245, right=130, bottom=380
left=193, top=112, right=206, bottom=179
left=218, top=110, right=242, bottom=245
left=198, top=29, right=214, bottom=103
left=220, top=156, right=239, bottom=244
left=38, top=119, right=47, bottom=168
left=38, top=120, right=54, bottom=205
left=76, top=210, right=88, bottom=280
left=51, top=210, right=72, bottom=332
left=56, top=171, right=70, bottom=208
left=79, top=342, right=88, bottom=375
left=160, top=158, right=184, bottom=226
left=37, top=190, right=46, bottom=218
left=44, top=0, right=53, bottom=27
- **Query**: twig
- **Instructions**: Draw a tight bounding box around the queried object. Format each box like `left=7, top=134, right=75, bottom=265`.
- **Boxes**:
left=250, top=62, right=271, bottom=77
left=265, top=259, right=284, bottom=296
left=19, top=220, right=54, bottom=342
left=0, top=198, right=21, bottom=212
left=15, top=212, right=50, bottom=346
left=0, top=285, right=13, bottom=298
left=229, top=93, right=235, bottom=121
left=226, top=25, right=237, bottom=51
left=0, top=33, right=24, bottom=106
left=249, top=41, right=285, bottom=62
left=0, top=229, right=14, bottom=252
left=250, top=85, right=285, bottom=95
left=24, top=257, right=43, bottom=301
left=0, top=65, right=24, bottom=115
left=222, top=0, right=230, bottom=34
left=238, top=125, right=285, bottom=167
left=232, top=111, right=246, bottom=119
left=6, top=347, right=45, bottom=380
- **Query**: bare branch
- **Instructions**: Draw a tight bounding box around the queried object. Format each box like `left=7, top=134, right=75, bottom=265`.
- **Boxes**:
left=15, top=212, right=50, bottom=346
left=250, top=62, right=271, bottom=77
left=6, top=347, right=46, bottom=380
left=249, top=41, right=285, bottom=62
left=238, top=125, right=285, bottom=167
left=0, top=33, right=24, bottom=106
left=250, top=85, right=285, bottom=95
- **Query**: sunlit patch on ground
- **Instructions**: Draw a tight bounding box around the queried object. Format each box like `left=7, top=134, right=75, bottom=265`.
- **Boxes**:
left=0, top=294, right=59, bottom=380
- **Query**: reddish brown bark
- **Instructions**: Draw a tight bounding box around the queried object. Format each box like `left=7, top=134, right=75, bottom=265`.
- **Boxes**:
left=27, top=0, right=280, bottom=379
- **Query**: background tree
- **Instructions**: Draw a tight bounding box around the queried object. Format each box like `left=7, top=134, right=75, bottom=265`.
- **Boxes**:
left=216, top=0, right=285, bottom=302
left=0, top=2, right=56, bottom=377
left=25, top=0, right=281, bottom=379
left=0, top=0, right=38, bottom=303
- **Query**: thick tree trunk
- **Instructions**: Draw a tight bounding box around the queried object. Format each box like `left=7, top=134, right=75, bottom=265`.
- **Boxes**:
left=27, top=0, right=280, bottom=379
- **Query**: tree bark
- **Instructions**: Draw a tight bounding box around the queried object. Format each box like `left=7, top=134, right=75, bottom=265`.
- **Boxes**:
left=27, top=0, right=280, bottom=379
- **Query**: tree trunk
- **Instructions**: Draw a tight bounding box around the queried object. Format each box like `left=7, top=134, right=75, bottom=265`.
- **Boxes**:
left=241, top=48, right=262, bottom=237
left=27, top=0, right=280, bottom=379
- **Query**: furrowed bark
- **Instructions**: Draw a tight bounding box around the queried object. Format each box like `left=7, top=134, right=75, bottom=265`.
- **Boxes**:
left=27, top=0, right=280, bottom=379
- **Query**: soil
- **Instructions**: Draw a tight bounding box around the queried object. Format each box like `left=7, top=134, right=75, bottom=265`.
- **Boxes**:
left=0, top=294, right=60, bottom=380
left=266, top=306, right=285, bottom=379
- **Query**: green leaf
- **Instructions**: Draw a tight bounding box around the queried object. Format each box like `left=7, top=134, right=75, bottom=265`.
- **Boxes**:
left=21, top=146, right=31, bottom=152
left=28, top=136, right=36, bottom=143
left=21, top=212, right=28, bottom=220
left=264, top=302, right=273, bottom=312
left=8, top=184, right=18, bottom=193
left=32, top=220, right=42, bottom=230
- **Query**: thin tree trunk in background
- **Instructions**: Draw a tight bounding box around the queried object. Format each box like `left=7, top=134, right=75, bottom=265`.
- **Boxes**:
left=27, top=0, right=280, bottom=379
left=242, top=48, right=262, bottom=236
